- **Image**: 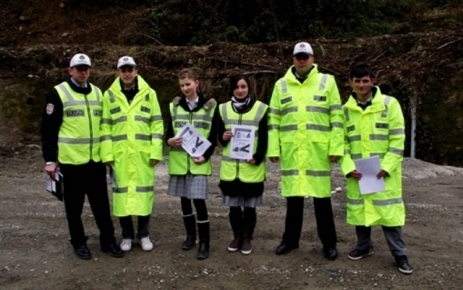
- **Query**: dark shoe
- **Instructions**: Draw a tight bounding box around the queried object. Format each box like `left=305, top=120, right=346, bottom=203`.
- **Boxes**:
left=324, top=247, right=338, bottom=261
left=241, top=238, right=252, bottom=255
left=395, top=255, right=413, bottom=275
left=275, top=242, right=298, bottom=255
left=74, top=244, right=92, bottom=260
left=182, top=235, right=196, bottom=250
left=348, top=247, right=374, bottom=260
left=197, top=241, right=210, bottom=259
left=228, top=236, right=241, bottom=252
left=101, top=243, right=124, bottom=258
left=196, top=221, right=210, bottom=260
left=182, top=215, right=196, bottom=250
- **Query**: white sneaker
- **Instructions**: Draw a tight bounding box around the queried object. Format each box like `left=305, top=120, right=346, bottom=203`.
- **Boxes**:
left=120, top=239, right=132, bottom=252
left=140, top=237, right=153, bottom=251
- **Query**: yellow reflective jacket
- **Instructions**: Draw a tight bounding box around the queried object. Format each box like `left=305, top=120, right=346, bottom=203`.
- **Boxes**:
left=219, top=100, right=268, bottom=183
left=55, top=81, right=102, bottom=164
left=168, top=97, right=217, bottom=175
left=268, top=65, right=344, bottom=197
left=100, top=76, right=164, bottom=216
left=340, top=87, right=406, bottom=226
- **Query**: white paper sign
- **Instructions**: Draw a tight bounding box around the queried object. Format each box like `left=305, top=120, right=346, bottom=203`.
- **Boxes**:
left=229, top=125, right=255, bottom=160
left=354, top=155, right=385, bottom=195
left=176, top=123, right=212, bottom=157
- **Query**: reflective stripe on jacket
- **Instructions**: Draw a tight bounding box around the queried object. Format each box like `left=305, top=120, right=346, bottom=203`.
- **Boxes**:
left=219, top=100, right=268, bottom=182
left=168, top=98, right=217, bottom=175
left=100, top=75, right=164, bottom=216
left=340, top=87, right=406, bottom=226
left=268, top=65, right=344, bottom=197
left=56, top=81, right=102, bottom=164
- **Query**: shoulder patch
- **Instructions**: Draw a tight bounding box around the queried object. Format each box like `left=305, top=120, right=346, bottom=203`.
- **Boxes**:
left=46, top=103, right=54, bottom=115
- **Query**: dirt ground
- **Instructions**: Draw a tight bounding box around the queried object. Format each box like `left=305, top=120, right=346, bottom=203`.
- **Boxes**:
left=1, top=146, right=463, bottom=290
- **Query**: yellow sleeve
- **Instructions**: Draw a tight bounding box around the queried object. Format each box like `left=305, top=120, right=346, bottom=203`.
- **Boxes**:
left=381, top=98, right=405, bottom=174
left=267, top=80, right=282, bottom=157
left=149, top=89, right=164, bottom=161
left=327, top=76, right=344, bottom=156
left=100, top=91, right=114, bottom=163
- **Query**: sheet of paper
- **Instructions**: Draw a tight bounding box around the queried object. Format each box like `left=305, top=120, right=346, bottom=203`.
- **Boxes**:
left=175, top=123, right=212, bottom=157
left=229, top=125, right=255, bottom=160
left=45, top=172, right=64, bottom=201
left=354, top=155, right=385, bottom=195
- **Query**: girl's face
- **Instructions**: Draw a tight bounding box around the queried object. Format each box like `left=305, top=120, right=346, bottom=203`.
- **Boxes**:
left=179, top=77, right=199, bottom=99
left=233, top=79, right=249, bottom=100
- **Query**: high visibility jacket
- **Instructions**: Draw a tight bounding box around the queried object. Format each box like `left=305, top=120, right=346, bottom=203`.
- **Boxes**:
left=168, top=97, right=217, bottom=175
left=219, top=100, right=268, bottom=183
left=55, top=81, right=102, bottom=165
left=100, top=76, right=164, bottom=217
left=340, top=87, right=406, bottom=227
left=268, top=65, right=344, bottom=197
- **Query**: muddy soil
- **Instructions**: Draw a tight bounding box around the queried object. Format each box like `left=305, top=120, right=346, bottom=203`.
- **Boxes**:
left=1, top=146, right=462, bottom=290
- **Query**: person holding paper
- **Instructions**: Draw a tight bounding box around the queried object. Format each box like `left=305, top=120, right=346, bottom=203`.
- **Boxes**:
left=268, top=42, right=344, bottom=260
left=100, top=56, right=164, bottom=252
left=41, top=53, right=123, bottom=260
left=218, top=75, right=268, bottom=255
left=166, top=69, right=218, bottom=259
left=340, top=63, right=412, bottom=274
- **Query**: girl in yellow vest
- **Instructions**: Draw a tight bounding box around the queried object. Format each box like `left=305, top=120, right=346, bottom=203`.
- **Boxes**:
left=218, top=75, right=268, bottom=255
left=166, top=69, right=218, bottom=259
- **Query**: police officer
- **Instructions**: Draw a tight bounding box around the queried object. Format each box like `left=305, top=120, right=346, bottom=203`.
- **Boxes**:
left=41, top=53, right=123, bottom=260
left=268, top=42, right=344, bottom=260
left=340, top=63, right=412, bottom=274
left=100, top=56, right=164, bottom=252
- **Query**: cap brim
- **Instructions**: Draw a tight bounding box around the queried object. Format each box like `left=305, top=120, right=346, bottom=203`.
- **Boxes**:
left=71, top=64, right=91, bottom=68
left=117, top=64, right=136, bottom=69
left=293, top=52, right=312, bottom=56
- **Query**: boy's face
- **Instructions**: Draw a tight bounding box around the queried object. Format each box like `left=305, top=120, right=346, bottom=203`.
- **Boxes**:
left=350, top=75, right=374, bottom=98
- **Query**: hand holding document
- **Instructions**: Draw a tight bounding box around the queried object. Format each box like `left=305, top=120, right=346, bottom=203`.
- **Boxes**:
left=354, top=155, right=385, bottom=195
left=45, top=172, right=63, bottom=201
left=175, top=123, right=212, bottom=157
left=229, top=125, right=255, bottom=160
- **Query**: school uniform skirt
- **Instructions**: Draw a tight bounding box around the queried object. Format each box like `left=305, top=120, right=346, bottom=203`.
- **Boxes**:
left=220, top=179, right=263, bottom=208
left=167, top=174, right=208, bottom=200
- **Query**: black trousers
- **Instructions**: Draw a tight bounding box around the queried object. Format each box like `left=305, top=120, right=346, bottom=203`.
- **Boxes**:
left=282, top=196, right=337, bottom=249
left=60, top=161, right=116, bottom=248
left=119, top=215, right=150, bottom=240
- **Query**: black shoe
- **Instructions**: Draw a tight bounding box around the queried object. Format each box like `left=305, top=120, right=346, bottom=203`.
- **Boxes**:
left=101, top=243, right=124, bottom=258
left=395, top=255, right=413, bottom=275
left=348, top=247, right=374, bottom=260
left=324, top=247, right=338, bottom=261
left=182, top=235, right=196, bottom=250
left=275, top=242, right=298, bottom=255
left=197, top=241, right=209, bottom=260
left=74, top=244, right=92, bottom=260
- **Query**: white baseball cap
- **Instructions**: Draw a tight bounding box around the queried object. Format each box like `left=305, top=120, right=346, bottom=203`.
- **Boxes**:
left=117, top=56, right=136, bottom=69
left=293, top=42, right=314, bottom=56
left=70, top=53, right=91, bottom=67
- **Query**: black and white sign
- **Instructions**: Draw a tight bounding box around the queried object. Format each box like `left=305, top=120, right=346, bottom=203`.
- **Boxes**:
left=175, top=123, right=212, bottom=157
left=230, top=125, right=255, bottom=160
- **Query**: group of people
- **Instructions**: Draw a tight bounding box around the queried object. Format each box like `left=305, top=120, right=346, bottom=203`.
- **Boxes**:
left=41, top=41, right=413, bottom=275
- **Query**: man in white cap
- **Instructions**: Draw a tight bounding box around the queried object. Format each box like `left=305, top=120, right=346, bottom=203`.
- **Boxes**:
left=100, top=56, right=163, bottom=252
left=41, top=53, right=124, bottom=260
left=268, top=42, right=344, bottom=260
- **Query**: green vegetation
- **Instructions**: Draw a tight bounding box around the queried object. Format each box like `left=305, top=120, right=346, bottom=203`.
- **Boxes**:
left=144, top=0, right=463, bottom=45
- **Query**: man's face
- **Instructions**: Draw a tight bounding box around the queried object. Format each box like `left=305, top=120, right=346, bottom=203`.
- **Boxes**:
left=293, top=54, right=314, bottom=76
left=68, top=65, right=90, bottom=84
left=118, top=66, right=137, bottom=86
left=350, top=76, right=374, bottom=98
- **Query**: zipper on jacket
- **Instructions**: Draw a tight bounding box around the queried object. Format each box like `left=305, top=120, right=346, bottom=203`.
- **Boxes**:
left=187, top=111, right=192, bottom=172
left=84, top=94, right=93, bottom=160
left=236, top=113, right=243, bottom=178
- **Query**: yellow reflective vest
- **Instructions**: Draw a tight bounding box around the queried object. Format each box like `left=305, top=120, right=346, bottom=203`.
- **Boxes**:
left=340, top=87, right=406, bottom=226
left=100, top=76, right=164, bottom=217
left=219, top=100, right=268, bottom=183
left=268, top=65, right=344, bottom=197
left=55, top=81, right=102, bottom=164
left=168, top=97, right=217, bottom=175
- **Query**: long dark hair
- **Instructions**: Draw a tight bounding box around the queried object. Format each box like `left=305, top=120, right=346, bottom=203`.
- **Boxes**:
left=229, top=74, right=252, bottom=98
left=178, top=68, right=204, bottom=97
